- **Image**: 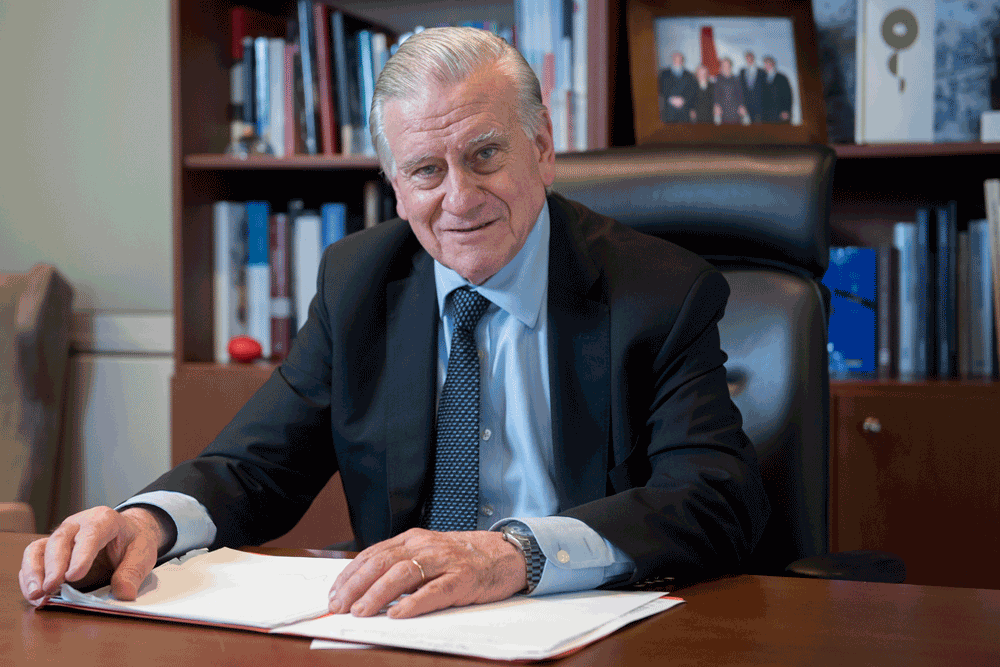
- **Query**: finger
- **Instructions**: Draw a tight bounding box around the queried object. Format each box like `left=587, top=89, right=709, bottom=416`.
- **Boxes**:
left=41, top=522, right=82, bottom=594
left=330, top=545, right=408, bottom=614
left=349, top=559, right=427, bottom=617
left=387, top=573, right=463, bottom=619
left=19, top=538, right=49, bottom=603
left=109, top=533, right=158, bottom=601
left=64, top=508, right=121, bottom=582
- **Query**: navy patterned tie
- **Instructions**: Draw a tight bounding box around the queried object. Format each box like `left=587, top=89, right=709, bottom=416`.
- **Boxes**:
left=422, top=287, right=492, bottom=532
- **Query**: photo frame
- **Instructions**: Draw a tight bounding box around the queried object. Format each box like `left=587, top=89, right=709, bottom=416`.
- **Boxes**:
left=627, top=0, right=827, bottom=145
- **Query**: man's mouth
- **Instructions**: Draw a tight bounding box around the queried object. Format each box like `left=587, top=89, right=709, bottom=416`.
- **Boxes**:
left=450, top=219, right=495, bottom=233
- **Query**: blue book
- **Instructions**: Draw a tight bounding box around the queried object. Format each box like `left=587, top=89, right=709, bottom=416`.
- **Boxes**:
left=297, top=0, right=319, bottom=155
left=246, top=200, right=272, bottom=358
left=893, top=222, right=918, bottom=379
left=321, top=202, right=347, bottom=249
left=936, top=201, right=958, bottom=378
left=915, top=207, right=933, bottom=378
left=357, top=30, right=375, bottom=155
left=253, top=37, right=271, bottom=145
left=969, top=219, right=994, bottom=378
left=823, top=247, right=877, bottom=376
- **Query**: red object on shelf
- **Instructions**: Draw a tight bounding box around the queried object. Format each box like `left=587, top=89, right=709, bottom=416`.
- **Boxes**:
left=228, top=336, right=263, bottom=363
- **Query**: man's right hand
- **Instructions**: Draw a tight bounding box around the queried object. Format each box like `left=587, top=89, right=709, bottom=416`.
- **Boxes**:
left=18, top=506, right=169, bottom=605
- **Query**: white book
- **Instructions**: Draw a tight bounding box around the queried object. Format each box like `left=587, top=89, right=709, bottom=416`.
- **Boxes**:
left=855, top=0, right=934, bottom=142
left=293, top=210, right=323, bottom=333
left=269, top=38, right=286, bottom=158
left=571, top=0, right=588, bottom=151
left=213, top=201, right=248, bottom=363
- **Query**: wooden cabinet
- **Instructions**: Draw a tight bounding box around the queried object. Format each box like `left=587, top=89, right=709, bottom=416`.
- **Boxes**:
left=831, top=382, right=1000, bottom=589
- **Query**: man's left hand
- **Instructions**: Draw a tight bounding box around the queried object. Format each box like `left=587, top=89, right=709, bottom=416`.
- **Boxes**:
left=328, top=528, right=527, bottom=619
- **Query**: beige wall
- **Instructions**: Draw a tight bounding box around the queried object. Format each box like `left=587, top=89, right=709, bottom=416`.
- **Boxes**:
left=0, top=0, right=171, bottom=312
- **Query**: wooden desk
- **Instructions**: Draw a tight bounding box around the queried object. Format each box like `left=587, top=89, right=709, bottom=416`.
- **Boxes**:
left=4, top=533, right=999, bottom=665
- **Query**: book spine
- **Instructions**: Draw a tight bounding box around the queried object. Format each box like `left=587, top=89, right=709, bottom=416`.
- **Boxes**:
left=313, top=2, right=337, bottom=155
left=293, top=210, right=323, bottom=333
left=957, top=229, right=970, bottom=379
left=284, top=42, right=299, bottom=156
left=254, top=36, right=271, bottom=145
left=824, top=246, right=877, bottom=377
left=915, top=207, right=933, bottom=378
left=269, top=38, right=285, bottom=158
left=357, top=30, right=375, bottom=155
left=876, top=244, right=898, bottom=379
left=331, top=11, right=354, bottom=154
left=936, top=201, right=958, bottom=378
left=970, top=219, right=995, bottom=378
left=297, top=0, right=319, bottom=154
left=270, top=212, right=292, bottom=361
left=893, top=222, right=917, bottom=379
left=571, top=0, right=587, bottom=150
left=214, top=202, right=234, bottom=362
left=246, top=200, right=272, bottom=358
left=242, top=36, right=256, bottom=133
left=985, top=179, right=1000, bottom=378
left=321, top=202, right=347, bottom=248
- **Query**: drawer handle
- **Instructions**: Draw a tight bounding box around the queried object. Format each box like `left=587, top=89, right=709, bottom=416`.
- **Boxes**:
left=862, top=417, right=882, bottom=434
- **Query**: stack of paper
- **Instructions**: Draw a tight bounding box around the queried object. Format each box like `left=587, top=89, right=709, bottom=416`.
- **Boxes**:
left=44, top=548, right=683, bottom=661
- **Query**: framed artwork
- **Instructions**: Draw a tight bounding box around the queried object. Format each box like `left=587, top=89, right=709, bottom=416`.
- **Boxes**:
left=627, top=0, right=827, bottom=145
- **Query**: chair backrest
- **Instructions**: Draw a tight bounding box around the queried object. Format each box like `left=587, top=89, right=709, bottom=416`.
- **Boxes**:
left=553, top=144, right=835, bottom=574
left=0, top=264, right=73, bottom=532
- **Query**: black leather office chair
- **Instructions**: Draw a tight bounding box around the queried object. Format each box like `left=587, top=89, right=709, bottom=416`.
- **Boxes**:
left=553, top=144, right=905, bottom=583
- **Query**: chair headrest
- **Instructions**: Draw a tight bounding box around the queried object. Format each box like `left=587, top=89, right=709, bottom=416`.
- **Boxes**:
left=552, top=144, right=835, bottom=280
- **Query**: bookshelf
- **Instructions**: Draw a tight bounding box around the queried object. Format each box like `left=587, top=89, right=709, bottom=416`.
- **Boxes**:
left=171, top=0, right=1000, bottom=561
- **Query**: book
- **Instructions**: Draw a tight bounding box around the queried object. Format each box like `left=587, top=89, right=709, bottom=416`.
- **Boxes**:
left=254, top=37, right=271, bottom=150
left=936, top=201, right=958, bottom=378
left=893, top=221, right=918, bottom=379
left=969, top=219, right=995, bottom=378
left=242, top=35, right=256, bottom=137
left=824, top=246, right=877, bottom=377
left=296, top=0, right=320, bottom=155
left=915, top=207, right=934, bottom=378
left=43, top=548, right=681, bottom=662
left=876, top=244, right=898, bottom=379
left=321, top=202, right=347, bottom=248
left=357, top=30, right=376, bottom=156
left=292, top=208, right=322, bottom=333
left=957, top=230, right=970, bottom=378
left=246, top=200, right=272, bottom=358
left=284, top=42, right=300, bottom=156
left=268, top=38, right=286, bottom=158
left=571, top=0, right=588, bottom=151
left=855, top=0, right=935, bottom=142
left=213, top=202, right=248, bottom=363
left=270, top=212, right=292, bottom=361
left=313, top=1, right=337, bottom=155
left=331, top=10, right=362, bottom=155
left=986, top=179, right=1000, bottom=374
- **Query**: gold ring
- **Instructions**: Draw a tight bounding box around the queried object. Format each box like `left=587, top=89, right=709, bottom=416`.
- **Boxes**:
left=411, top=559, right=426, bottom=584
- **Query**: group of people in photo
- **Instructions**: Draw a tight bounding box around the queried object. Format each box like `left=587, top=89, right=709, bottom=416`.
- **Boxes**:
left=658, top=50, right=793, bottom=125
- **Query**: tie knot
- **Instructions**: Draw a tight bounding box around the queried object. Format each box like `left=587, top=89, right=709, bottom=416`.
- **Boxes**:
left=450, top=287, right=491, bottom=332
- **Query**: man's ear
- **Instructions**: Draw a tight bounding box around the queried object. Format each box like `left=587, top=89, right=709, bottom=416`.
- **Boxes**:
left=534, top=110, right=556, bottom=188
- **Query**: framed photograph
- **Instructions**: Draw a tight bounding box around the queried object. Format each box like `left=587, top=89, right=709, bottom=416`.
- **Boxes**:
left=627, top=0, right=827, bottom=145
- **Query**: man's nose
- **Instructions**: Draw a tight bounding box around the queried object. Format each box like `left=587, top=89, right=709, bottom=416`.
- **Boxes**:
left=441, top=167, right=486, bottom=217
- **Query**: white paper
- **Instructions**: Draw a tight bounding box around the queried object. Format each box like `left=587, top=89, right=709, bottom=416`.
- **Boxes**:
left=52, top=548, right=351, bottom=629
left=278, top=589, right=681, bottom=661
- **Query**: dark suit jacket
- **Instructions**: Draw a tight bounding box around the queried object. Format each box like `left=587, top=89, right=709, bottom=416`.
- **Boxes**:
left=658, top=68, right=696, bottom=123
left=740, top=68, right=766, bottom=122
left=144, top=193, right=769, bottom=585
left=762, top=72, right=793, bottom=124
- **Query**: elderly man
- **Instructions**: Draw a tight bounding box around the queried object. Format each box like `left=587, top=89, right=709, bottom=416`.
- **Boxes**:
left=20, top=27, right=768, bottom=620
left=657, top=52, right=697, bottom=123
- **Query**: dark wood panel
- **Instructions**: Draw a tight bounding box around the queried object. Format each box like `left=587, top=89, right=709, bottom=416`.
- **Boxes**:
left=831, top=384, right=1000, bottom=589
left=171, top=364, right=355, bottom=549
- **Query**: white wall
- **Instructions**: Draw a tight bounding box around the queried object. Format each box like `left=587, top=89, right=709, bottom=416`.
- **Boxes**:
left=0, top=0, right=173, bottom=525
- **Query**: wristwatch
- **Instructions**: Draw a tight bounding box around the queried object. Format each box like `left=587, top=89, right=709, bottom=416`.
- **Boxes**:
left=500, top=525, right=546, bottom=594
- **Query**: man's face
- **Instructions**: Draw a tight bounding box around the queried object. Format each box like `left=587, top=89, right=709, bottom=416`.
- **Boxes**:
left=384, top=65, right=555, bottom=285
left=745, top=53, right=755, bottom=67
left=672, top=52, right=684, bottom=68
left=763, top=59, right=775, bottom=73
left=721, top=60, right=732, bottom=76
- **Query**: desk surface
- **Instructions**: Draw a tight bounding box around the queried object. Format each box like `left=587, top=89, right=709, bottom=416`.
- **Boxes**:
left=3, top=532, right=999, bottom=665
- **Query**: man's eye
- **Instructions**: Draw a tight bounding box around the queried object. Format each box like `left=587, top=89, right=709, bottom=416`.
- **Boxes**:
left=477, top=147, right=498, bottom=160
left=413, top=165, right=438, bottom=177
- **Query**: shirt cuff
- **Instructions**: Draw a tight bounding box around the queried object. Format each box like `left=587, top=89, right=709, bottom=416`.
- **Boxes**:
left=491, top=516, right=635, bottom=596
left=117, top=491, right=217, bottom=560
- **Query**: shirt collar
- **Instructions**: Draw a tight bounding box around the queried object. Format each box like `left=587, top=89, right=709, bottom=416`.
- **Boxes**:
left=434, top=200, right=550, bottom=329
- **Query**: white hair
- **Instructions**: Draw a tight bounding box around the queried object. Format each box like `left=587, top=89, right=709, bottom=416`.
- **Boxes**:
left=370, top=27, right=546, bottom=178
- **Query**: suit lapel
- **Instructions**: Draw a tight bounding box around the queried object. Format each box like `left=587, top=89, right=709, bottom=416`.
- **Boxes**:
left=383, top=250, right=438, bottom=535
left=546, top=196, right=611, bottom=511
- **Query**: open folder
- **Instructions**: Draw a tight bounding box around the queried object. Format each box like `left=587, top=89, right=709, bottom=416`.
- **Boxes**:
left=41, top=548, right=684, bottom=661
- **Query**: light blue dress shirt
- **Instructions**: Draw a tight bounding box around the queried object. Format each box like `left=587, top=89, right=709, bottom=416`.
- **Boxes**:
left=124, top=201, right=635, bottom=595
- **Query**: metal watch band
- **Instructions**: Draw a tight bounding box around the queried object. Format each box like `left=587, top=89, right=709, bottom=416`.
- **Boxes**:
left=501, top=526, right=546, bottom=594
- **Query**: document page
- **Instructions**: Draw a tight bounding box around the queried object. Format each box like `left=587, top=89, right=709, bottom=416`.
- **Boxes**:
left=48, top=548, right=350, bottom=629
left=281, top=589, right=683, bottom=660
